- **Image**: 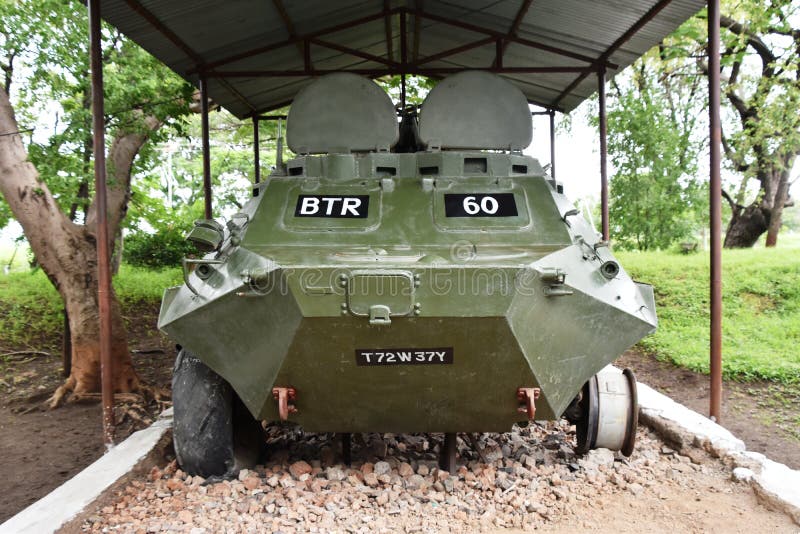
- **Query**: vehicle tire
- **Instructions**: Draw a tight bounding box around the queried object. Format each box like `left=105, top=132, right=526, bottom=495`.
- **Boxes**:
left=172, top=349, right=264, bottom=477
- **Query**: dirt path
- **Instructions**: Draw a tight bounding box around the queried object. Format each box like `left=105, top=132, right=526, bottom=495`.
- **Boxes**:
left=0, top=312, right=173, bottom=523
left=0, top=403, right=105, bottom=521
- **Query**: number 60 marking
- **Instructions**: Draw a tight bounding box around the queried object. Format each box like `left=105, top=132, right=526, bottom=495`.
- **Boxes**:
left=463, top=195, right=499, bottom=215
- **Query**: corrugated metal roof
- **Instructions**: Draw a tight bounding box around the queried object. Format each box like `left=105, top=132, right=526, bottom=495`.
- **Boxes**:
left=102, top=0, right=705, bottom=117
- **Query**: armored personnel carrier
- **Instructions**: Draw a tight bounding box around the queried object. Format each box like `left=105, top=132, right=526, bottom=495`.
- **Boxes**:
left=160, top=71, right=657, bottom=477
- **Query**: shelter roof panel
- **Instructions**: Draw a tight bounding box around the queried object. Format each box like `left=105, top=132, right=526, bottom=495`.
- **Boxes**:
left=102, top=0, right=706, bottom=117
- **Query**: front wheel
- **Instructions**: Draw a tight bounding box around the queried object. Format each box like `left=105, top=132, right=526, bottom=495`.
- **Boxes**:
left=172, top=349, right=264, bottom=477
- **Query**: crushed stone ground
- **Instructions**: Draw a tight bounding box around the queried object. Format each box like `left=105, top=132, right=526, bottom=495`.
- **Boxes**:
left=82, top=421, right=798, bottom=533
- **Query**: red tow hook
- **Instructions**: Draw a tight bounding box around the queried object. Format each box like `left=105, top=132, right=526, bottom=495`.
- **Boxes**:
left=517, top=387, right=541, bottom=420
left=272, top=387, right=297, bottom=421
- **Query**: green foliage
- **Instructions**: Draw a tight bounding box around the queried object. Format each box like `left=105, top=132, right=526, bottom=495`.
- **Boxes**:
left=379, top=75, right=436, bottom=106
left=111, top=265, right=182, bottom=307
left=618, top=247, right=800, bottom=382
left=128, top=109, right=285, bottom=234
left=123, top=228, right=194, bottom=268
left=0, top=265, right=181, bottom=349
left=0, top=268, right=62, bottom=350
left=604, top=54, right=706, bottom=251
left=602, top=0, right=800, bottom=248
left=660, top=0, right=799, bottom=245
left=0, top=0, right=193, bottom=224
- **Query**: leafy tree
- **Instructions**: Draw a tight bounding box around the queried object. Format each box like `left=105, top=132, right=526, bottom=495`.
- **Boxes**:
left=124, top=108, right=284, bottom=267
left=123, top=228, right=195, bottom=269
left=604, top=0, right=799, bottom=248
left=604, top=54, right=706, bottom=250
left=667, top=1, right=797, bottom=247
left=380, top=75, right=436, bottom=106
left=0, top=0, right=193, bottom=403
left=710, top=0, right=800, bottom=247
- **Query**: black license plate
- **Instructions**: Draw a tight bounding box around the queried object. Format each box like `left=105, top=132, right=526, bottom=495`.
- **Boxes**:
left=355, top=347, right=454, bottom=366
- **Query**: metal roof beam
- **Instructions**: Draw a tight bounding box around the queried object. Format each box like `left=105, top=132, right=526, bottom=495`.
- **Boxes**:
left=197, top=8, right=401, bottom=73
left=551, top=0, right=674, bottom=106
left=383, top=1, right=394, bottom=62
left=400, top=9, right=408, bottom=68
left=123, top=0, right=204, bottom=65
left=272, top=0, right=309, bottom=67
left=124, top=0, right=256, bottom=112
left=493, top=0, right=534, bottom=68
left=414, top=36, right=495, bottom=66
left=310, top=38, right=400, bottom=67
left=405, top=7, right=617, bottom=69
left=412, top=0, right=422, bottom=63
left=207, top=66, right=592, bottom=78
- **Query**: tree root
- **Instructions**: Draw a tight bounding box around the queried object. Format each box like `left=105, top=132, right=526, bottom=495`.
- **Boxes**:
left=47, top=379, right=171, bottom=410
left=0, top=350, right=54, bottom=360
left=48, top=376, right=76, bottom=409
left=138, top=383, right=171, bottom=404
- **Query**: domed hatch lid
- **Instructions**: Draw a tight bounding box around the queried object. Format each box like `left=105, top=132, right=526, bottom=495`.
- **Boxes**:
left=418, top=71, right=532, bottom=151
left=287, top=73, right=399, bottom=154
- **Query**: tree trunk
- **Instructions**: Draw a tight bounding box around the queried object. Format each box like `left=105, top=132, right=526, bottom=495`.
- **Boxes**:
left=724, top=163, right=794, bottom=248
left=724, top=204, right=769, bottom=248
left=765, top=171, right=790, bottom=247
left=51, top=223, right=139, bottom=397
left=0, top=85, right=158, bottom=404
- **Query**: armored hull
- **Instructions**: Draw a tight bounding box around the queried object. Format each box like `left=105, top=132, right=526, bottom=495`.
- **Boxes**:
left=159, top=149, right=656, bottom=433
left=160, top=72, right=655, bottom=445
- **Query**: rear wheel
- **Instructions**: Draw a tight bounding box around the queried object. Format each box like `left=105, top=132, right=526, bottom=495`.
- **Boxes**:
left=172, top=349, right=264, bottom=477
left=570, top=368, right=638, bottom=457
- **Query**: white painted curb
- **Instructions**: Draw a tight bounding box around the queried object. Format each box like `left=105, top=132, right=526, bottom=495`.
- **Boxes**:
left=0, top=408, right=173, bottom=534
left=637, top=381, right=800, bottom=525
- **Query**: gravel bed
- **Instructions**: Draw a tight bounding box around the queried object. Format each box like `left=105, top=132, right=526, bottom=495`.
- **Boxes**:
left=81, top=421, right=738, bottom=533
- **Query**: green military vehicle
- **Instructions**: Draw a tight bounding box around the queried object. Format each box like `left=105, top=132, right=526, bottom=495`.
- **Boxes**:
left=159, top=71, right=656, bottom=477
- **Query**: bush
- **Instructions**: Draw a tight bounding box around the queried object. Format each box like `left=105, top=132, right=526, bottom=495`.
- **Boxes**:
left=0, top=265, right=181, bottom=351
left=124, top=228, right=194, bottom=268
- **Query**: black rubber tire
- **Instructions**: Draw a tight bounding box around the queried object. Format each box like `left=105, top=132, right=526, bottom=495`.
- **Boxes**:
left=575, top=375, right=599, bottom=455
left=172, top=349, right=263, bottom=477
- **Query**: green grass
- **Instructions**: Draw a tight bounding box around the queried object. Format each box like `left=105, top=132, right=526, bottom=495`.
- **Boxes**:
left=0, top=265, right=181, bottom=351
left=617, top=247, right=800, bottom=383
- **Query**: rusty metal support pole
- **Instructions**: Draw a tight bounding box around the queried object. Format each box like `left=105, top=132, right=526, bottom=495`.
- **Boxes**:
left=200, top=76, right=212, bottom=219
left=598, top=66, right=609, bottom=241
left=708, top=0, right=723, bottom=422
left=340, top=432, right=352, bottom=466
left=89, top=0, right=114, bottom=448
left=252, top=116, right=260, bottom=197
left=549, top=109, right=556, bottom=180
left=440, top=432, right=457, bottom=473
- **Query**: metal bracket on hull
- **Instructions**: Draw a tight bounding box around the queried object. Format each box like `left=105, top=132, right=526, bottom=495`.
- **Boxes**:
left=181, top=258, right=224, bottom=296
left=516, top=387, right=541, bottom=420
left=272, top=387, right=298, bottom=421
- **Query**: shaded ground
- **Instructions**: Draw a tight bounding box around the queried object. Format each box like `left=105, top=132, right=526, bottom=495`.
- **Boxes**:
left=0, top=304, right=174, bottom=523
left=616, top=349, right=800, bottom=470
left=1, top=319, right=798, bottom=524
